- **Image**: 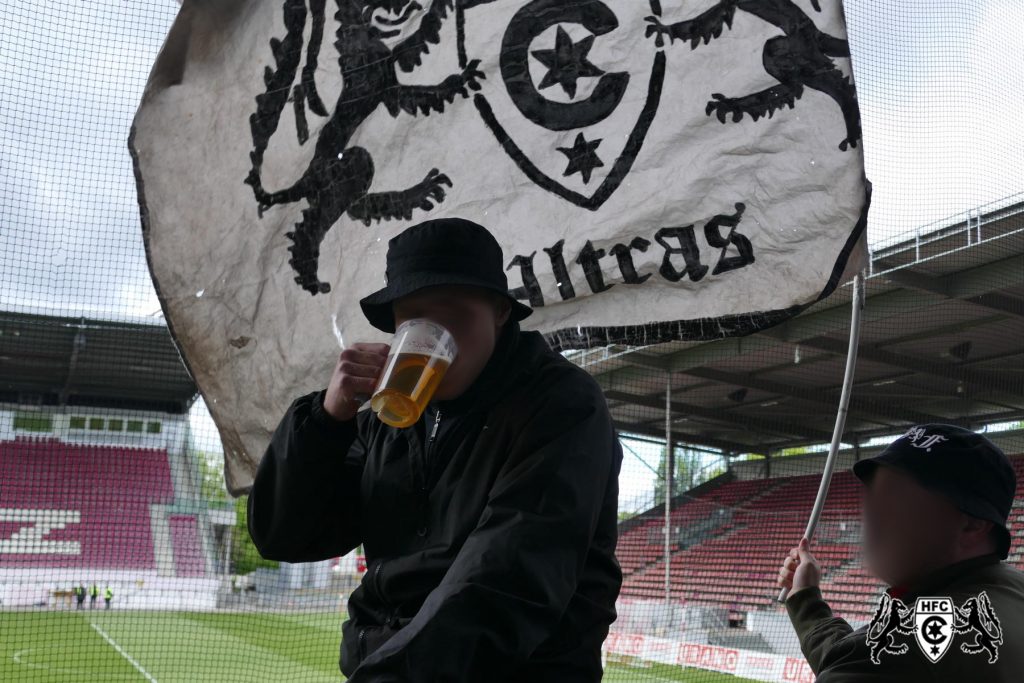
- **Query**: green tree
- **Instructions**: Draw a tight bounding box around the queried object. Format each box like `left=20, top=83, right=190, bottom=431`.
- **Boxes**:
left=232, top=495, right=279, bottom=574
left=196, top=450, right=230, bottom=503
left=653, top=447, right=708, bottom=504
left=195, top=451, right=278, bottom=574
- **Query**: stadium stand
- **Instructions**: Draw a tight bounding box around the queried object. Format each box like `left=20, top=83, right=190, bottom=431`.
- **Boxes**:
left=0, top=430, right=225, bottom=610
left=618, top=455, right=1024, bottom=621
left=0, top=436, right=174, bottom=570
left=0, top=403, right=228, bottom=610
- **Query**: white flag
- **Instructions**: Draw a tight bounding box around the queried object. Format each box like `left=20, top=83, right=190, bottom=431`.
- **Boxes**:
left=131, top=0, right=868, bottom=492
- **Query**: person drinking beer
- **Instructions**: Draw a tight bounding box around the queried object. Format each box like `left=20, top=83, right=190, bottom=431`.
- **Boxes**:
left=247, top=218, right=624, bottom=682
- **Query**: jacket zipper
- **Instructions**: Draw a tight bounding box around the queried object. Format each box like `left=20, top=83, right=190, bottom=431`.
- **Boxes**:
left=428, top=409, right=442, bottom=456
left=416, top=409, right=442, bottom=537
left=424, top=409, right=442, bottom=490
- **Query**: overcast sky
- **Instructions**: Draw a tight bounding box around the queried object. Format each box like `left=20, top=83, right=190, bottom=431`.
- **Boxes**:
left=1, top=0, right=1021, bottom=506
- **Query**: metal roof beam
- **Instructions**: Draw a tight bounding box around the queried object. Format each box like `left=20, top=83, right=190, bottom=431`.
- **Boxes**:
left=682, top=366, right=942, bottom=426
left=611, top=419, right=766, bottom=455
left=605, top=389, right=833, bottom=442
left=793, top=336, right=1023, bottom=398
left=884, top=257, right=1024, bottom=319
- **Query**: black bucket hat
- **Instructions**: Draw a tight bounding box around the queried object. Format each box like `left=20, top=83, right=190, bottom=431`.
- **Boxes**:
left=853, top=424, right=1016, bottom=559
left=359, top=217, right=533, bottom=333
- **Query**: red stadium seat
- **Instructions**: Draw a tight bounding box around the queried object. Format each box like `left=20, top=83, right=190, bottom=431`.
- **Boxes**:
left=1, top=437, right=176, bottom=571
left=617, top=456, right=1024, bottom=621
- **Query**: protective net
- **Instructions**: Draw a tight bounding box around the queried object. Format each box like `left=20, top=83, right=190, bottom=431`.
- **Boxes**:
left=1, top=1, right=1022, bottom=682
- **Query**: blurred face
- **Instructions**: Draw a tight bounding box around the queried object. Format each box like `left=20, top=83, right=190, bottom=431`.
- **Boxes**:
left=861, top=466, right=989, bottom=586
left=392, top=285, right=511, bottom=401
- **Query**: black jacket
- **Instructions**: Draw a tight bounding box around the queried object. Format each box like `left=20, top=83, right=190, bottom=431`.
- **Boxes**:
left=247, top=322, right=623, bottom=681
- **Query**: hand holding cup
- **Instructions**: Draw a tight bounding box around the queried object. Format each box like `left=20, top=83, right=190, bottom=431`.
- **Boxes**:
left=324, top=343, right=390, bottom=422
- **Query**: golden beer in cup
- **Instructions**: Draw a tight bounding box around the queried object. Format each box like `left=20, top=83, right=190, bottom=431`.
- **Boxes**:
left=370, top=319, right=458, bottom=428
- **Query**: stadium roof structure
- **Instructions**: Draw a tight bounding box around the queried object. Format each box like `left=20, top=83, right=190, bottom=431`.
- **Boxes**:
left=0, top=310, right=196, bottom=413
left=577, top=191, right=1024, bottom=457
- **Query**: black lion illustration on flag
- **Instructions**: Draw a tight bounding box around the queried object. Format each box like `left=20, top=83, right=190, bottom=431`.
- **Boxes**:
left=244, top=0, right=491, bottom=295
left=645, top=0, right=862, bottom=151
left=244, top=0, right=863, bottom=296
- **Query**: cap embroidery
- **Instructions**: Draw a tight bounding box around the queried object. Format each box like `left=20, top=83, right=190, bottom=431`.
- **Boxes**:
left=903, top=427, right=949, bottom=452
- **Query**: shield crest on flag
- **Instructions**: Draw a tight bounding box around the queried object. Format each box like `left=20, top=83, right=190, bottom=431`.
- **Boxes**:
left=461, top=0, right=665, bottom=209
left=915, top=597, right=954, bottom=663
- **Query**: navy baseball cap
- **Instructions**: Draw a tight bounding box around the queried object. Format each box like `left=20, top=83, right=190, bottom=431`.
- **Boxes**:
left=853, top=424, right=1016, bottom=559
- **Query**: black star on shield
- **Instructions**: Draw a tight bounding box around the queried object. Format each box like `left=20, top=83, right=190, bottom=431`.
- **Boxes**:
left=531, top=26, right=605, bottom=99
left=557, top=133, right=604, bottom=184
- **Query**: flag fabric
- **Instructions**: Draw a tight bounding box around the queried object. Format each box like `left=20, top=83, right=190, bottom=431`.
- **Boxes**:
left=131, top=0, right=868, bottom=492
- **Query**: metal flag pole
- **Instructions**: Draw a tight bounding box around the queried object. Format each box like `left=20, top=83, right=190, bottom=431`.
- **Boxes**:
left=778, top=271, right=866, bottom=603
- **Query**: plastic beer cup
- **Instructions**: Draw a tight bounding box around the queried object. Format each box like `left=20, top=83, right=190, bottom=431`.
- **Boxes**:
left=370, top=319, right=458, bottom=428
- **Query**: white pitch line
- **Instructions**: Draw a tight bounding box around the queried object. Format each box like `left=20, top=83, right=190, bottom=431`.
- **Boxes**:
left=13, top=648, right=137, bottom=680
left=90, top=623, right=158, bottom=683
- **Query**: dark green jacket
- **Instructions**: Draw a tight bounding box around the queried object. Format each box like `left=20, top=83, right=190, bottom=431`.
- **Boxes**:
left=786, top=554, right=1024, bottom=682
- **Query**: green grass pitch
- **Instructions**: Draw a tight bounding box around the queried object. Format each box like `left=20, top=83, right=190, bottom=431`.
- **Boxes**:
left=1, top=610, right=755, bottom=682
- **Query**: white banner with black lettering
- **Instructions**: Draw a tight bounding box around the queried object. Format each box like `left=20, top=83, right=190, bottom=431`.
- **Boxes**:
left=131, top=0, right=868, bottom=491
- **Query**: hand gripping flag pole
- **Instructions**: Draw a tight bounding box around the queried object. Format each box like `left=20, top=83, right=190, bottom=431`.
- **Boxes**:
left=778, top=271, right=866, bottom=604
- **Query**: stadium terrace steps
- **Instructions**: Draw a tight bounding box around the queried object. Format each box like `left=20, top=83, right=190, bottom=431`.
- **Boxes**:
left=616, top=476, right=787, bottom=577
left=169, top=514, right=207, bottom=577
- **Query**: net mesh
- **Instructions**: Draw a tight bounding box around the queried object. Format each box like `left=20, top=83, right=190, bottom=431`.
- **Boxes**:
left=2, top=0, right=1022, bottom=681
